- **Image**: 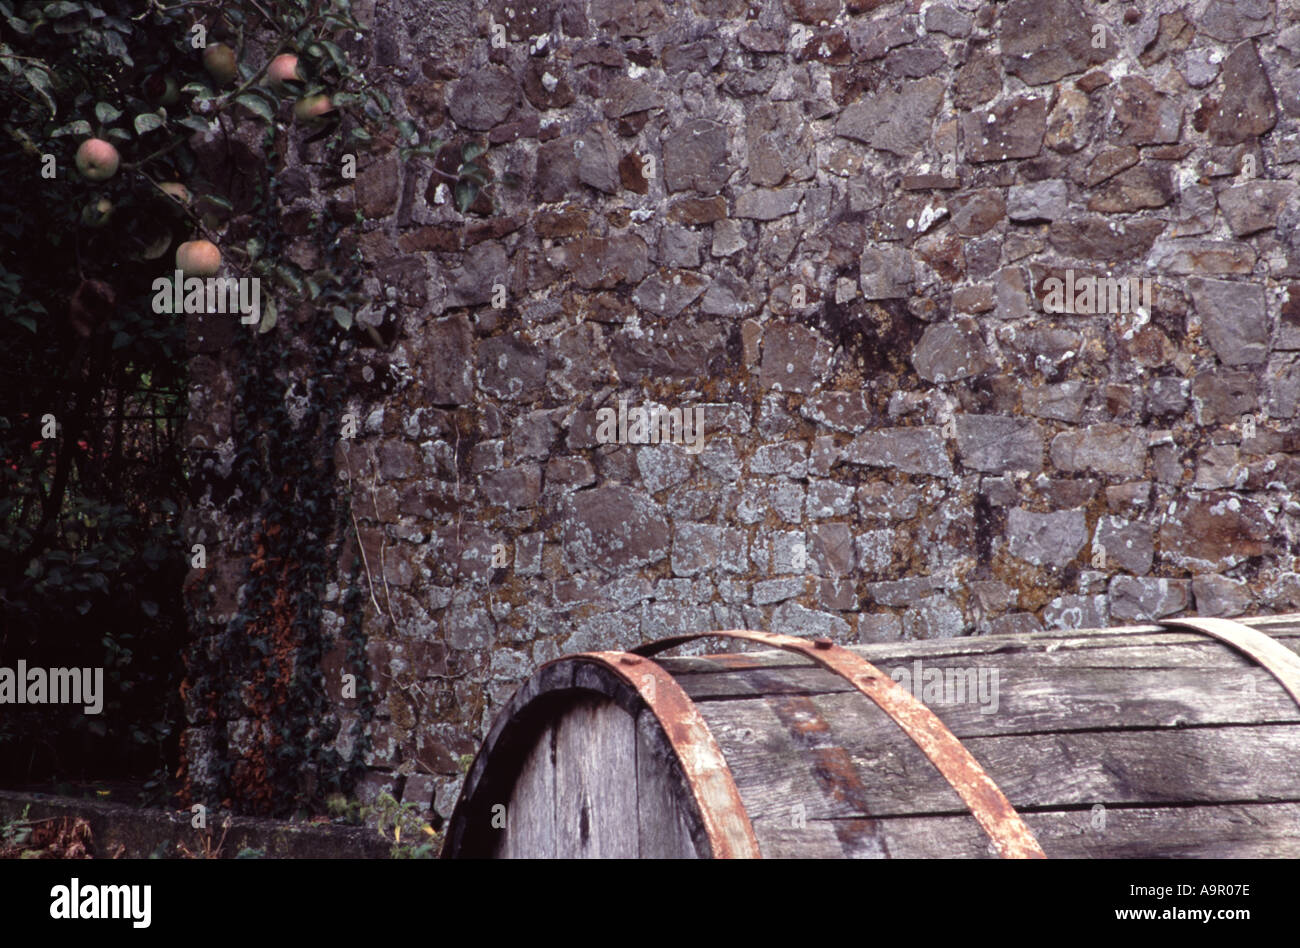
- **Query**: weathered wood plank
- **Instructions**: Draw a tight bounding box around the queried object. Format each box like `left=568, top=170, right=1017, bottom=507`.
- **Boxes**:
left=497, top=721, right=555, bottom=858
left=656, top=623, right=1300, bottom=677
left=699, top=693, right=1300, bottom=820
left=665, top=651, right=1300, bottom=735
left=635, top=709, right=699, bottom=858
left=554, top=696, right=639, bottom=858
left=750, top=802, right=1300, bottom=859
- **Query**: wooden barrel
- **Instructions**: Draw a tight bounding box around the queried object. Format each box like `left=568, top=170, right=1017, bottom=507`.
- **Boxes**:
left=442, top=614, right=1300, bottom=858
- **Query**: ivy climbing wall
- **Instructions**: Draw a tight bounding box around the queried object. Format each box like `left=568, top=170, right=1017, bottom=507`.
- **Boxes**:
left=183, top=0, right=1300, bottom=825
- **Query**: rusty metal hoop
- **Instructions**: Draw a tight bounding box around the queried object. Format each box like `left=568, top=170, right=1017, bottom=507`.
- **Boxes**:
left=577, top=652, right=761, bottom=858
left=1159, top=617, right=1300, bottom=709
left=633, top=629, right=1047, bottom=859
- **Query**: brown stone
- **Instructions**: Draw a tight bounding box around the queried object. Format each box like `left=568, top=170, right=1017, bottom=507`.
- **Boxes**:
left=668, top=195, right=727, bottom=224
left=1158, top=493, right=1274, bottom=568
left=534, top=206, right=590, bottom=239
left=1087, top=165, right=1176, bottom=212
left=398, top=225, right=460, bottom=252
left=1111, top=76, right=1183, bottom=145
left=1047, top=217, right=1166, bottom=262
left=1202, top=42, right=1278, bottom=145
left=1082, top=145, right=1139, bottom=186
left=999, top=0, right=1112, bottom=85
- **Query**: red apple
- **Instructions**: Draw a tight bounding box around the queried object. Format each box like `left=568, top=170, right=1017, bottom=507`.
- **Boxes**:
left=203, top=44, right=239, bottom=86
left=176, top=239, right=221, bottom=277
left=266, top=53, right=302, bottom=94
left=293, top=94, right=335, bottom=124
left=75, top=138, right=120, bottom=182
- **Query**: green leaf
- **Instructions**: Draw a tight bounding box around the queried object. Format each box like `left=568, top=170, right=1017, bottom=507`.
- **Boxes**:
left=95, top=101, right=121, bottom=124
left=22, top=67, right=55, bottom=117
left=462, top=141, right=487, bottom=163
left=44, top=1, right=81, bottom=17
left=332, top=306, right=352, bottom=330
left=50, top=119, right=91, bottom=137
left=180, top=81, right=213, bottom=97
left=319, top=40, right=347, bottom=72
left=13, top=315, right=36, bottom=333
left=133, top=111, right=164, bottom=135
left=349, top=126, right=371, bottom=142
left=203, top=194, right=233, bottom=211
left=454, top=179, right=478, bottom=213
left=257, top=298, right=277, bottom=334
left=177, top=116, right=211, bottom=134
left=235, top=93, right=274, bottom=122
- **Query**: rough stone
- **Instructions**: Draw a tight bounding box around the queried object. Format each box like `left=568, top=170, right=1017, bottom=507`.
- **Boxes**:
left=562, top=486, right=670, bottom=572
left=845, top=428, right=954, bottom=477
left=447, top=66, right=517, bottom=130
left=955, top=415, right=1043, bottom=472
left=1109, top=576, right=1191, bottom=620
left=1000, top=0, right=1112, bottom=86
left=663, top=120, right=730, bottom=193
left=835, top=78, right=945, bottom=156
left=1189, top=279, right=1268, bottom=366
left=912, top=321, right=995, bottom=382
left=1007, top=507, right=1088, bottom=567
left=1202, top=42, right=1278, bottom=145
left=961, top=95, right=1048, bottom=162
left=1050, top=424, right=1147, bottom=477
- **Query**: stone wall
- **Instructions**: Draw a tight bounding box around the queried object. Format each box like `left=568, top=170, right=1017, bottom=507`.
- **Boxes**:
left=184, top=0, right=1300, bottom=824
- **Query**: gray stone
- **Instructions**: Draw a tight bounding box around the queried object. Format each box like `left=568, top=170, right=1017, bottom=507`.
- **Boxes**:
left=658, top=225, right=701, bottom=268
left=753, top=577, right=805, bottom=605
left=1217, top=181, right=1297, bottom=236
left=632, top=270, right=709, bottom=317
left=955, top=415, right=1044, bottom=472
left=912, top=321, right=995, bottom=382
left=865, top=575, right=946, bottom=607
left=1024, top=381, right=1088, bottom=422
left=1007, top=180, right=1068, bottom=221
left=447, top=66, right=517, bottom=130
left=801, top=391, right=873, bottom=432
left=770, top=602, right=851, bottom=640
left=860, top=245, right=914, bottom=299
left=562, top=486, right=670, bottom=571
left=477, top=334, right=546, bottom=402
left=835, top=77, right=945, bottom=156
left=426, top=315, right=473, bottom=405
left=1146, top=238, right=1257, bottom=275
left=750, top=440, right=809, bottom=477
left=924, top=4, right=972, bottom=37
left=1189, top=279, right=1268, bottom=366
left=1094, top=516, right=1154, bottom=575
left=735, top=188, right=804, bottom=220
left=854, top=529, right=895, bottom=572
left=1006, top=507, right=1088, bottom=567
left=1108, top=576, right=1191, bottom=620
left=809, top=522, right=854, bottom=576
left=845, top=428, right=953, bottom=477
left=1111, top=76, right=1183, bottom=145
left=480, top=465, right=541, bottom=508
left=759, top=323, right=833, bottom=394
left=1043, top=594, right=1109, bottom=630
left=1205, top=42, right=1278, bottom=145
left=1050, top=424, right=1147, bottom=476
left=1192, top=574, right=1252, bottom=617
left=601, top=75, right=661, bottom=117
left=574, top=123, right=621, bottom=194
left=663, top=120, right=730, bottom=193
left=637, top=444, right=693, bottom=494
left=671, top=524, right=747, bottom=576
left=961, top=95, right=1048, bottom=162
left=1198, top=0, right=1274, bottom=42
left=902, top=595, right=965, bottom=638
